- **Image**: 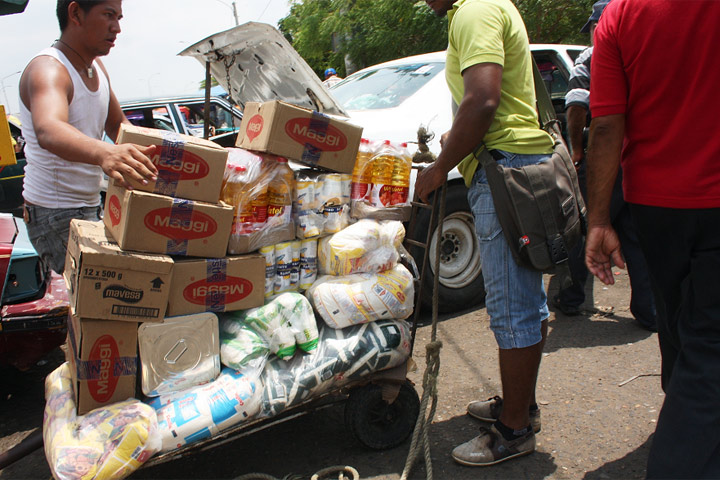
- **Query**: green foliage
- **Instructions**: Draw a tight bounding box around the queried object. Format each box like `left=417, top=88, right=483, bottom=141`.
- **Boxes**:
left=278, top=0, right=595, bottom=76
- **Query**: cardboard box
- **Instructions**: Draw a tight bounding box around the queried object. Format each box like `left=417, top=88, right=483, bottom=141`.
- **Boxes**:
left=236, top=100, right=362, bottom=174
left=104, top=180, right=234, bottom=258
left=227, top=221, right=296, bottom=255
left=166, top=254, right=265, bottom=316
left=64, top=219, right=173, bottom=322
left=117, top=123, right=228, bottom=203
left=66, top=315, right=139, bottom=415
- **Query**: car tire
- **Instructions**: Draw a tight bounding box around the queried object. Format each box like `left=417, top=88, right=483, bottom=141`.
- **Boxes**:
left=409, top=183, right=485, bottom=313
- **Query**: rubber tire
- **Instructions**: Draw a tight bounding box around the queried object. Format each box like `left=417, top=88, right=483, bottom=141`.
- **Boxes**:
left=344, top=381, right=420, bottom=450
left=409, top=183, right=486, bottom=313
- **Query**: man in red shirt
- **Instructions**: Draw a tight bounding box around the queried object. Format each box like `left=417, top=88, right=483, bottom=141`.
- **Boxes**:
left=585, top=0, right=720, bottom=477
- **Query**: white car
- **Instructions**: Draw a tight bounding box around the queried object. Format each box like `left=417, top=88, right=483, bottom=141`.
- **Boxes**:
left=182, top=23, right=585, bottom=313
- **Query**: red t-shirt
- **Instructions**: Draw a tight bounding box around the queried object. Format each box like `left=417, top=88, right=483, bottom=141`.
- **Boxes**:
left=591, top=0, right=720, bottom=208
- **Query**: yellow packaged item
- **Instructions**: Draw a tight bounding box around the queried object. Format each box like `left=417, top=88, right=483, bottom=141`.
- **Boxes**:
left=43, top=363, right=161, bottom=480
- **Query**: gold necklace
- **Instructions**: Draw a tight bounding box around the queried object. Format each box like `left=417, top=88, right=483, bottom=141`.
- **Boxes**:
left=55, top=39, right=94, bottom=79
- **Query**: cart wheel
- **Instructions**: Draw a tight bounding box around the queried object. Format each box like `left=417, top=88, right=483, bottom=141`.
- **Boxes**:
left=344, top=381, right=420, bottom=450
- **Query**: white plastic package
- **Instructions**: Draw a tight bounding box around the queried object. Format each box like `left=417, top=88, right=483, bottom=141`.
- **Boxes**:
left=260, top=319, right=412, bottom=418
left=318, top=219, right=405, bottom=276
left=148, top=367, right=261, bottom=453
left=307, top=263, right=415, bottom=329
left=219, top=292, right=319, bottom=360
left=43, top=363, right=161, bottom=480
left=220, top=320, right=270, bottom=372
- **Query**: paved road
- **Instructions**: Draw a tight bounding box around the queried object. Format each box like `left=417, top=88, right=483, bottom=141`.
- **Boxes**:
left=0, top=269, right=662, bottom=479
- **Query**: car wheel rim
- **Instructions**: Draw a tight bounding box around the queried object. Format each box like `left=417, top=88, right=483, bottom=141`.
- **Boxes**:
left=428, top=212, right=482, bottom=289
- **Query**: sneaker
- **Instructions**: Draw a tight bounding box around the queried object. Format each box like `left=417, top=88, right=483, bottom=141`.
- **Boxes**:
left=552, top=294, right=582, bottom=316
left=451, top=425, right=535, bottom=466
left=467, top=396, right=541, bottom=433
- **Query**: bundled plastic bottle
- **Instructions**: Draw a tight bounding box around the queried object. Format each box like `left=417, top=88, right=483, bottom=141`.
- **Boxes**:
left=350, top=138, right=374, bottom=202
left=389, top=142, right=412, bottom=206
left=222, top=165, right=253, bottom=234
left=370, top=140, right=396, bottom=207
left=267, top=157, right=294, bottom=227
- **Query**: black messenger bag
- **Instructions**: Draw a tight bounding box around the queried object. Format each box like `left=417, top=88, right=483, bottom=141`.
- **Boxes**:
left=474, top=140, right=586, bottom=273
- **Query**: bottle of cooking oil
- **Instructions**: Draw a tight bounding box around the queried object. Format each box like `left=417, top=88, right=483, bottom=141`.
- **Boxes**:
left=370, top=140, right=395, bottom=207
left=389, top=142, right=412, bottom=205
left=350, top=138, right=374, bottom=202
left=267, top=157, right=295, bottom=227
left=222, top=165, right=252, bottom=234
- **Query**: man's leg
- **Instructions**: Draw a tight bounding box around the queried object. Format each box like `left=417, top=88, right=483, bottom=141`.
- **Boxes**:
left=613, top=205, right=657, bottom=330
left=498, top=319, right=547, bottom=430
left=631, top=205, right=720, bottom=478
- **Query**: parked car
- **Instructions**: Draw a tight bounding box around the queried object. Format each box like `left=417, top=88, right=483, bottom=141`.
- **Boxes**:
left=0, top=213, right=69, bottom=375
left=120, top=95, right=244, bottom=148
left=1, top=115, right=26, bottom=215
left=327, top=46, right=584, bottom=311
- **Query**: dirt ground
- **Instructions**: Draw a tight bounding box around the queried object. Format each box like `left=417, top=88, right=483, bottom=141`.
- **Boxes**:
left=0, top=268, right=663, bottom=480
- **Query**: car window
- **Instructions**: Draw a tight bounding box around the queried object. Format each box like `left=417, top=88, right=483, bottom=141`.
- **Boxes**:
left=531, top=51, right=570, bottom=100
left=568, top=49, right=584, bottom=63
left=177, top=101, right=241, bottom=137
left=331, top=62, right=444, bottom=110
left=124, top=106, right=175, bottom=131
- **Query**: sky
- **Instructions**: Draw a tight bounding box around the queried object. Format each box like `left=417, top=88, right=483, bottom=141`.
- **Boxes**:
left=0, top=0, right=292, bottom=115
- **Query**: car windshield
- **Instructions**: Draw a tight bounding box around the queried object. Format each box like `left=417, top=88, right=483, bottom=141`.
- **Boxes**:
left=331, top=62, right=444, bottom=110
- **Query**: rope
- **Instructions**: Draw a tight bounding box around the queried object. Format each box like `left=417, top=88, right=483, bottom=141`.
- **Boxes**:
left=400, top=182, right=448, bottom=480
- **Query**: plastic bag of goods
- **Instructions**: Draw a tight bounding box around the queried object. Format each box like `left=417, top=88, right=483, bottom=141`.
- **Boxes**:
left=43, top=363, right=161, bottom=480
left=293, top=169, right=351, bottom=238
left=260, top=318, right=411, bottom=418
left=147, top=367, right=260, bottom=453
left=219, top=319, right=270, bottom=372
left=318, top=219, right=405, bottom=276
left=308, top=263, right=414, bottom=329
left=138, top=313, right=221, bottom=397
left=219, top=292, right=319, bottom=360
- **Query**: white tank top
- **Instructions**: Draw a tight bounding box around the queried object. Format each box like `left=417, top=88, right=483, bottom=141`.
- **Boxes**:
left=20, top=47, right=108, bottom=208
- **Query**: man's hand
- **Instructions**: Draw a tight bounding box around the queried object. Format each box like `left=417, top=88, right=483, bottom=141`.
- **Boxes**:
left=585, top=223, right=625, bottom=285
left=415, top=162, right=448, bottom=203
left=99, top=143, right=158, bottom=189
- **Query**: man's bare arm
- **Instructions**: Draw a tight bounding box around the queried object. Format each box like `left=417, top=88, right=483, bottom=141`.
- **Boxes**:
left=566, top=104, right=588, bottom=167
left=584, top=113, right=625, bottom=284
left=20, top=57, right=156, bottom=188
left=415, top=62, right=502, bottom=201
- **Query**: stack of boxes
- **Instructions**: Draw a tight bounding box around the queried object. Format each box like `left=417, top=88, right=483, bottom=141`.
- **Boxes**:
left=64, top=102, right=363, bottom=416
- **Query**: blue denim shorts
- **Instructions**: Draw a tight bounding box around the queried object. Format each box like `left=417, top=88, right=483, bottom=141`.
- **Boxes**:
left=23, top=204, right=103, bottom=274
left=468, top=150, right=550, bottom=349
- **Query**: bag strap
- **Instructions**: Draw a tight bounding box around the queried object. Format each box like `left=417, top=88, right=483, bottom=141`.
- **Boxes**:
left=525, top=163, right=569, bottom=265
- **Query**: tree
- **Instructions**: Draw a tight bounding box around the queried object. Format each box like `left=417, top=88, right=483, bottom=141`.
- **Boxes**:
left=279, top=0, right=594, bottom=76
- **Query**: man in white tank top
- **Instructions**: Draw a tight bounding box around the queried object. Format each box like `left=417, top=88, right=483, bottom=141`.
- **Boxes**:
left=18, top=0, right=158, bottom=274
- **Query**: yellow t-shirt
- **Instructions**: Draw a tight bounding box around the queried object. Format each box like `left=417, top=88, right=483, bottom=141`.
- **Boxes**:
left=446, top=0, right=554, bottom=186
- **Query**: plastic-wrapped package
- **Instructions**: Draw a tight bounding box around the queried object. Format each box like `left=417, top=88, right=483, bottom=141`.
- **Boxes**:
left=43, top=363, right=161, bottom=480
left=148, top=367, right=260, bottom=453
left=219, top=320, right=270, bottom=372
left=318, top=219, right=405, bottom=276
left=308, top=263, right=414, bottom=329
left=219, top=292, right=319, bottom=360
left=260, top=319, right=412, bottom=418
left=293, top=169, right=351, bottom=239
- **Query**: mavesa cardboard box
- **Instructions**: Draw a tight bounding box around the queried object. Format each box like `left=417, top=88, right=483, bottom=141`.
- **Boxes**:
left=66, top=315, right=139, bottom=415
left=167, top=254, right=265, bottom=316
left=64, top=219, right=173, bottom=322
left=104, top=180, right=234, bottom=258
left=236, top=100, right=362, bottom=174
left=117, top=123, right=228, bottom=203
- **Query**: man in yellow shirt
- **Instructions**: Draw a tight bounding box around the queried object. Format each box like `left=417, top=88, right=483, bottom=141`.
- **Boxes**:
left=417, top=0, right=554, bottom=466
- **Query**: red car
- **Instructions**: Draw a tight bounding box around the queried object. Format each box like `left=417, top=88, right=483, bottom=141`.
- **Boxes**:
left=0, top=213, right=69, bottom=372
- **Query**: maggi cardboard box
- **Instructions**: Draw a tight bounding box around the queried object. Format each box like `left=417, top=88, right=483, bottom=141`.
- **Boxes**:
left=64, top=219, right=173, bottom=322
left=236, top=100, right=362, bottom=174
left=166, top=254, right=265, bottom=316
left=104, top=180, right=233, bottom=258
left=66, top=315, right=139, bottom=415
left=117, top=123, right=228, bottom=203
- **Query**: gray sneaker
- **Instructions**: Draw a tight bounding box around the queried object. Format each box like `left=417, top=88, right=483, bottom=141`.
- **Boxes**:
left=451, top=424, right=536, bottom=466
left=466, top=396, right=541, bottom=433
